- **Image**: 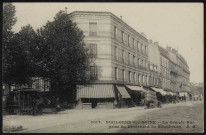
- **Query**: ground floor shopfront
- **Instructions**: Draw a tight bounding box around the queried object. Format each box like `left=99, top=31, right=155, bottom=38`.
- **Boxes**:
left=75, top=83, right=181, bottom=109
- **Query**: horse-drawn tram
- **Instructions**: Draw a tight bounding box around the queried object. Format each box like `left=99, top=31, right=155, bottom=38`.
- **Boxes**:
left=6, top=88, right=56, bottom=115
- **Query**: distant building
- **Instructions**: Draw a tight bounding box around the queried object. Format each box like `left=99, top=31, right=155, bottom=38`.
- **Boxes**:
left=158, top=45, right=171, bottom=91
left=167, top=47, right=180, bottom=93
left=147, top=40, right=161, bottom=88
left=190, top=82, right=204, bottom=101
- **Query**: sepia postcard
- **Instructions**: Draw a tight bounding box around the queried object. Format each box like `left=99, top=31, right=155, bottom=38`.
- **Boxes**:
left=2, top=2, right=204, bottom=133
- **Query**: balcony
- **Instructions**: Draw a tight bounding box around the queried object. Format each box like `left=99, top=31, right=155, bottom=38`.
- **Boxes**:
left=89, top=53, right=97, bottom=60
left=138, top=65, right=147, bottom=70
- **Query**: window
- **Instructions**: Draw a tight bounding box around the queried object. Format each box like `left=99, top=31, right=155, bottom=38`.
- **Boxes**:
left=36, top=79, right=40, bottom=89
left=154, top=77, right=156, bottom=85
left=90, top=66, right=98, bottom=80
left=143, top=75, right=145, bottom=84
left=134, top=72, right=136, bottom=82
left=115, top=67, right=118, bottom=80
left=132, top=38, right=134, bottom=48
left=133, top=55, right=135, bottom=66
left=160, top=57, right=162, bottom=65
left=121, top=31, right=124, bottom=42
left=137, top=41, right=139, bottom=51
left=114, top=46, right=118, bottom=60
left=114, top=26, right=117, bottom=39
left=128, top=53, right=130, bottom=64
left=145, top=46, right=147, bottom=54
left=128, top=35, right=130, bottom=45
left=138, top=58, right=141, bottom=66
left=141, top=43, right=143, bottom=53
left=129, top=71, right=131, bottom=82
left=122, top=69, right=125, bottom=81
left=138, top=74, right=141, bottom=83
left=145, top=75, right=147, bottom=85
left=89, top=22, right=97, bottom=36
left=89, top=43, right=97, bottom=58
left=122, top=50, right=124, bottom=62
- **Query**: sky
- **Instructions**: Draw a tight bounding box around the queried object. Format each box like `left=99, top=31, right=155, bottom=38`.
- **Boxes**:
left=11, top=3, right=204, bottom=83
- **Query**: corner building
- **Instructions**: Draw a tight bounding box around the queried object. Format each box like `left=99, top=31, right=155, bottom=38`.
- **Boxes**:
left=69, top=11, right=153, bottom=109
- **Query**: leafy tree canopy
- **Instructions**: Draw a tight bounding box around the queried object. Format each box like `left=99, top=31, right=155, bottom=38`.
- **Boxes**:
left=38, top=10, right=90, bottom=87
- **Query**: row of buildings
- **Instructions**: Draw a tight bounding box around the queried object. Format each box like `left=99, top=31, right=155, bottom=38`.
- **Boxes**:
left=3, top=11, right=192, bottom=111
left=68, top=11, right=191, bottom=109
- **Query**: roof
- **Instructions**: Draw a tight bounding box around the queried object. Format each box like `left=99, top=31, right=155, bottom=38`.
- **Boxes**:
left=77, top=84, right=115, bottom=98
left=68, top=11, right=148, bottom=41
left=158, top=45, right=169, bottom=58
left=116, top=85, right=131, bottom=98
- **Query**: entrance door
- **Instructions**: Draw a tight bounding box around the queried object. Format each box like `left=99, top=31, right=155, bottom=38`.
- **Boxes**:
left=92, top=101, right=97, bottom=108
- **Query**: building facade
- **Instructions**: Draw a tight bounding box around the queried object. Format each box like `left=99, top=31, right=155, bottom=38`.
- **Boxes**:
left=69, top=11, right=156, bottom=109
left=166, top=47, right=190, bottom=93
left=158, top=45, right=171, bottom=91
left=166, top=47, right=179, bottom=93
left=147, top=40, right=161, bottom=88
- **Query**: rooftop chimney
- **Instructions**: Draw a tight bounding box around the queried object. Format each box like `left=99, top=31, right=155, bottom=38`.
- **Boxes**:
left=154, top=42, right=159, bottom=46
left=148, top=39, right=153, bottom=44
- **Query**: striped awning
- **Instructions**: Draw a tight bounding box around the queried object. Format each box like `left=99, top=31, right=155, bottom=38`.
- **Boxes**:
left=116, top=85, right=131, bottom=99
left=151, top=87, right=167, bottom=96
left=77, top=84, right=115, bottom=98
left=125, top=85, right=147, bottom=93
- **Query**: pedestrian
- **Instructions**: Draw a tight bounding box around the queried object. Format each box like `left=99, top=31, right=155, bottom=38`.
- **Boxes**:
left=157, top=101, right=162, bottom=108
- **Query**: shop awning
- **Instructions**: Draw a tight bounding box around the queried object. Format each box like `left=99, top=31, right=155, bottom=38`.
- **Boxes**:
left=169, top=92, right=176, bottom=96
left=116, top=85, right=131, bottom=99
left=151, top=87, right=167, bottom=96
left=167, top=92, right=177, bottom=96
left=125, top=85, right=147, bottom=93
left=179, top=92, right=189, bottom=97
left=193, top=95, right=199, bottom=98
left=77, top=84, right=115, bottom=98
left=179, top=92, right=185, bottom=97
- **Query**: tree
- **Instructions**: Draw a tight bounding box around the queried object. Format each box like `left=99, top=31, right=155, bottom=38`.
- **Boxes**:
left=3, top=3, right=41, bottom=87
left=38, top=10, right=90, bottom=104
left=3, top=3, right=17, bottom=90
left=3, top=24, right=41, bottom=86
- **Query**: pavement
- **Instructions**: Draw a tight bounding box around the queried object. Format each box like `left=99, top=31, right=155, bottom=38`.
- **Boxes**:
left=3, top=101, right=204, bottom=133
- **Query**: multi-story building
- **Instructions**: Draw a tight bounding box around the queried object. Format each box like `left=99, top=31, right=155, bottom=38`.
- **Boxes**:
left=166, top=47, right=179, bottom=92
left=147, top=40, right=161, bottom=88
left=177, top=54, right=190, bottom=92
left=69, top=11, right=154, bottom=109
left=158, top=45, right=171, bottom=91
left=166, top=46, right=190, bottom=93
left=166, top=46, right=190, bottom=101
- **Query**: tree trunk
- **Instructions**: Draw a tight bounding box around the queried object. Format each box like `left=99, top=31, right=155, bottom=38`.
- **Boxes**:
left=72, top=84, right=77, bottom=105
left=8, top=83, right=11, bottom=93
